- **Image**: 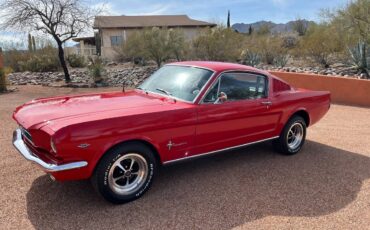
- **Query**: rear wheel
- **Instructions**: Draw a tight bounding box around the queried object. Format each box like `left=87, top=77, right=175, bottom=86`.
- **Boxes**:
left=92, top=143, right=157, bottom=204
left=273, top=116, right=306, bottom=155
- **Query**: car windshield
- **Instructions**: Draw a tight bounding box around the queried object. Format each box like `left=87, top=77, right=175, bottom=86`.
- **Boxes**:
left=138, top=65, right=214, bottom=102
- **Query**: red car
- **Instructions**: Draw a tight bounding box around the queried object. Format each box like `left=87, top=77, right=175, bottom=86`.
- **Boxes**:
left=12, top=61, right=330, bottom=203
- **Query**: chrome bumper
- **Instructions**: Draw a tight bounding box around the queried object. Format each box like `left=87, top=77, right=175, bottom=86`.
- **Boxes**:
left=12, top=128, right=88, bottom=172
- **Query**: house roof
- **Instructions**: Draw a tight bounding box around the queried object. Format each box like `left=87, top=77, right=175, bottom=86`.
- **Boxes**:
left=93, top=15, right=217, bottom=29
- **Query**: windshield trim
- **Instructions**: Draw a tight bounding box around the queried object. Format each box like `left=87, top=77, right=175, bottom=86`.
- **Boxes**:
left=138, top=64, right=216, bottom=104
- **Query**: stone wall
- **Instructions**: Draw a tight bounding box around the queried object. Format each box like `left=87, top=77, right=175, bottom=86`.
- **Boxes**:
left=8, top=66, right=157, bottom=88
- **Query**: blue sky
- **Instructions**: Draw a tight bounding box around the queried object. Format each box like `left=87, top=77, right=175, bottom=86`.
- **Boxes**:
left=94, top=0, right=348, bottom=23
left=0, top=0, right=348, bottom=48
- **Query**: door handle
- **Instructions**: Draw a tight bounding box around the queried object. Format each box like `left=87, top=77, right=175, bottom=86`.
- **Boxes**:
left=261, top=101, right=272, bottom=106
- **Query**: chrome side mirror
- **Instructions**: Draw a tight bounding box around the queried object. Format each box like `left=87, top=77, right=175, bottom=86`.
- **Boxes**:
left=214, top=92, right=227, bottom=104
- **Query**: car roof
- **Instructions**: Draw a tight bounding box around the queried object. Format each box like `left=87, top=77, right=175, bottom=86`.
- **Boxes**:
left=167, top=61, right=266, bottom=73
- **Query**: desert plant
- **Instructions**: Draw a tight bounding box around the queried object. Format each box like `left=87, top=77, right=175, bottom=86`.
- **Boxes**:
left=293, top=19, right=309, bottom=36
left=242, top=50, right=261, bottom=67
left=142, top=27, right=171, bottom=67
left=67, top=54, right=86, bottom=68
left=115, top=31, right=147, bottom=64
left=18, top=46, right=60, bottom=72
left=273, top=54, right=290, bottom=68
left=193, top=26, right=243, bottom=61
left=348, top=41, right=370, bottom=77
left=300, top=24, right=343, bottom=67
left=282, top=35, right=298, bottom=49
left=167, top=29, right=187, bottom=61
left=0, top=68, right=7, bottom=92
left=88, top=56, right=106, bottom=83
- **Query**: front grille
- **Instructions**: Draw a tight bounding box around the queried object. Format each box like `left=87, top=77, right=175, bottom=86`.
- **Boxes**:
left=20, top=127, right=33, bottom=143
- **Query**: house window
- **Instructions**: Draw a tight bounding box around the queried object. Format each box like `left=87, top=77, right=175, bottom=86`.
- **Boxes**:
left=110, top=36, right=123, bottom=46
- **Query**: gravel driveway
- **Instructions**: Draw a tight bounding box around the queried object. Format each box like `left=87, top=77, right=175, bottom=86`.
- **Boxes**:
left=1, top=86, right=370, bottom=230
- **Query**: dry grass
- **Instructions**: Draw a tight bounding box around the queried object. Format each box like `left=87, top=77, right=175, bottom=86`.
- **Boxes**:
left=0, top=86, right=370, bottom=230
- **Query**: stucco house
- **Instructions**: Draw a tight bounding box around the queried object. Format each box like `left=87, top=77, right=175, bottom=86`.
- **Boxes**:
left=68, top=15, right=216, bottom=60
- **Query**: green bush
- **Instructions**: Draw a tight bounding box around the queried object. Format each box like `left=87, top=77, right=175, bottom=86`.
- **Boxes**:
left=88, top=57, right=106, bottom=83
left=67, top=54, right=86, bottom=68
left=193, top=27, right=244, bottom=62
left=5, top=46, right=60, bottom=72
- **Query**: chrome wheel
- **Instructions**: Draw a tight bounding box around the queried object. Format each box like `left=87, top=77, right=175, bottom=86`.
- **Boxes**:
left=286, top=122, right=304, bottom=149
left=108, top=153, right=148, bottom=196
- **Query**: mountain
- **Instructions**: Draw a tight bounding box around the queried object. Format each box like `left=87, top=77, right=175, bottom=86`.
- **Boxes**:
left=232, top=20, right=315, bottom=34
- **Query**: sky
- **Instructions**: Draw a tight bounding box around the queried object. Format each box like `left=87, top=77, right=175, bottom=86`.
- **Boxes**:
left=94, top=0, right=348, bottom=24
left=0, top=0, right=349, bottom=49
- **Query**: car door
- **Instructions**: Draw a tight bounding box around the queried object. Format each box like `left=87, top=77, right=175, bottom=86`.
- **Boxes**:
left=194, top=71, right=281, bottom=155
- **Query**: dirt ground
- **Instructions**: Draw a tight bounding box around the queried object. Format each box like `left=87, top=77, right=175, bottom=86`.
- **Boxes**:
left=1, top=86, right=370, bottom=230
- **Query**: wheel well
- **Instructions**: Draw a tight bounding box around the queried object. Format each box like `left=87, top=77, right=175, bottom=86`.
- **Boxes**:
left=100, top=139, right=162, bottom=167
left=292, top=110, right=310, bottom=127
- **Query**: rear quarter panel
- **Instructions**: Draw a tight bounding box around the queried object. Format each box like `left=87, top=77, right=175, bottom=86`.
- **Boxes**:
left=273, top=88, right=330, bottom=134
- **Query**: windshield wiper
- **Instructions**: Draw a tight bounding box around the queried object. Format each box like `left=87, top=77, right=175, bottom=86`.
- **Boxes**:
left=155, top=88, right=172, bottom=96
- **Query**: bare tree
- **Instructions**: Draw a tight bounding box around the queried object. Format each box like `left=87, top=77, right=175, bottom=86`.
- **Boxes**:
left=0, top=0, right=99, bottom=82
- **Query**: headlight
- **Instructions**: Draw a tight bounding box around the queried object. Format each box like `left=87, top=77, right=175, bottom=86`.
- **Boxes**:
left=50, top=138, right=57, bottom=153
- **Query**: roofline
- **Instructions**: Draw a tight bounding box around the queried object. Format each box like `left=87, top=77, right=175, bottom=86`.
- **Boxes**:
left=93, top=24, right=217, bottom=29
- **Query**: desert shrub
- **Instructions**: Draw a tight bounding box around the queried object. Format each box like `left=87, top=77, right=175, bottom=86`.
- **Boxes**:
left=116, top=28, right=187, bottom=66
left=293, top=19, right=310, bottom=36
left=241, top=50, right=261, bottom=67
left=4, top=46, right=59, bottom=72
left=88, top=56, right=106, bottom=83
left=300, top=24, right=343, bottom=67
left=167, top=29, right=188, bottom=61
left=67, top=54, right=86, bottom=68
left=273, top=54, right=290, bottom=67
left=246, top=35, right=285, bottom=65
left=193, top=27, right=244, bottom=61
left=115, top=31, right=147, bottom=63
left=4, top=49, right=31, bottom=72
left=141, top=27, right=172, bottom=67
left=282, top=35, right=298, bottom=49
left=256, top=24, right=272, bottom=35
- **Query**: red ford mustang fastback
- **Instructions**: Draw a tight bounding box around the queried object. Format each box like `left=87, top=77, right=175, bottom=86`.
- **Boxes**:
left=12, top=61, right=330, bottom=203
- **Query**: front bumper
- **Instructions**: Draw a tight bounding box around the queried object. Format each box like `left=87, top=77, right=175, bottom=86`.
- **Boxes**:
left=12, top=128, right=88, bottom=172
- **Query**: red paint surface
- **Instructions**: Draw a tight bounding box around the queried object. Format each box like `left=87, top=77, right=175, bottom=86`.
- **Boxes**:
left=13, top=62, right=331, bottom=181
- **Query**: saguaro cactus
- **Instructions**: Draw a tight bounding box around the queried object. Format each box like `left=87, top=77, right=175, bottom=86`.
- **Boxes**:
left=0, top=47, right=7, bottom=92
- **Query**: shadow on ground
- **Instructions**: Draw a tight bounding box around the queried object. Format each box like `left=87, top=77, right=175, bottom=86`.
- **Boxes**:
left=26, top=141, right=370, bottom=229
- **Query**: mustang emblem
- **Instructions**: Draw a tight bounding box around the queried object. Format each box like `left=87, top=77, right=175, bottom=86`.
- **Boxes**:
left=167, top=140, right=187, bottom=150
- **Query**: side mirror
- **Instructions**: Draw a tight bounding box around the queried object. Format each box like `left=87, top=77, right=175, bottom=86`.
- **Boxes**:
left=214, top=92, right=227, bottom=104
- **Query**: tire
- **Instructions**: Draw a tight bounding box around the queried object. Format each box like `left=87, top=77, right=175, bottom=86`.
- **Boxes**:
left=92, top=142, right=157, bottom=204
left=273, top=115, right=307, bottom=155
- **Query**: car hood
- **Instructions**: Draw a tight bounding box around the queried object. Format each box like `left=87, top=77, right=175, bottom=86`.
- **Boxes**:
left=13, top=90, right=171, bottom=129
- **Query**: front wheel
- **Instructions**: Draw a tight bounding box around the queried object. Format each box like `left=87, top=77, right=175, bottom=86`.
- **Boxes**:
left=92, top=143, right=157, bottom=204
left=273, top=116, right=307, bottom=155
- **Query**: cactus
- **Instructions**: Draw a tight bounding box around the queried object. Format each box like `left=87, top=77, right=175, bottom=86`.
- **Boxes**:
left=349, top=41, right=369, bottom=77
left=273, top=54, right=289, bottom=68
left=242, top=50, right=261, bottom=67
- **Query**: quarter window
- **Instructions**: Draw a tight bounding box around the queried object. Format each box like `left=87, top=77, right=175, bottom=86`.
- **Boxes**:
left=110, top=36, right=123, bottom=46
left=203, top=72, right=267, bottom=103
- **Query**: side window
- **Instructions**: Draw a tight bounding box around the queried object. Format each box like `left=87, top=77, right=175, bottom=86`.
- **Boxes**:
left=110, top=36, right=123, bottom=46
left=203, top=72, right=267, bottom=103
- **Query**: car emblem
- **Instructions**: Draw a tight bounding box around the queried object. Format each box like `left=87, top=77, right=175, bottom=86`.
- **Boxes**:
left=167, top=140, right=187, bottom=150
left=78, top=143, right=90, bottom=149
